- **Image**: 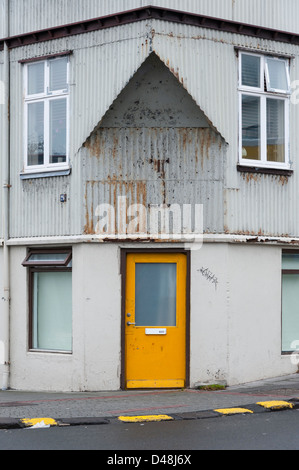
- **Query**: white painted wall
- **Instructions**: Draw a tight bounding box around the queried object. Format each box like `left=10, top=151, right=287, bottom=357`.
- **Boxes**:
left=226, top=244, right=297, bottom=385
left=8, top=242, right=298, bottom=392
left=9, top=244, right=121, bottom=392
left=190, top=243, right=229, bottom=386
left=189, top=243, right=297, bottom=388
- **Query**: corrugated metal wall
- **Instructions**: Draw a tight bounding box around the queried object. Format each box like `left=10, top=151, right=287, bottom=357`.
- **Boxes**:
left=5, top=6, right=299, bottom=239
left=0, top=46, right=5, bottom=239
left=82, top=127, right=225, bottom=237
left=2, top=0, right=299, bottom=38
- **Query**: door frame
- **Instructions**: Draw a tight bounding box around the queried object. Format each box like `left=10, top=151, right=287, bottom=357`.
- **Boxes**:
left=120, top=248, right=191, bottom=390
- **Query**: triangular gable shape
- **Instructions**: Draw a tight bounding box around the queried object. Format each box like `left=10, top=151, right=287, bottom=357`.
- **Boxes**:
left=100, top=53, right=209, bottom=129
left=83, top=52, right=222, bottom=144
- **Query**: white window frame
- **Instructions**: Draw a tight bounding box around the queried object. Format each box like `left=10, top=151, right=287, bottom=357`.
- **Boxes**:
left=23, top=56, right=70, bottom=174
left=239, top=52, right=291, bottom=170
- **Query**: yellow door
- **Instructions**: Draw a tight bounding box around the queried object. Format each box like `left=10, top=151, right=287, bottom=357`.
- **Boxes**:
left=125, top=253, right=187, bottom=389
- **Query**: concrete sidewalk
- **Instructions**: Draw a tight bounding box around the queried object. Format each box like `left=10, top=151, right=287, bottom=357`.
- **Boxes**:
left=1, top=374, right=299, bottom=428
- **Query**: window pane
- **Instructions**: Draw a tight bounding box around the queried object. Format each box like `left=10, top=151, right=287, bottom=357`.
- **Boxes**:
left=242, top=54, right=261, bottom=88
left=282, top=254, right=299, bottom=269
left=50, top=98, right=67, bottom=163
left=242, top=95, right=261, bottom=160
left=27, top=252, right=71, bottom=265
left=135, top=263, right=177, bottom=327
left=27, top=102, right=44, bottom=166
left=49, top=58, right=68, bottom=92
left=282, top=274, right=299, bottom=352
left=267, top=98, right=285, bottom=162
left=27, top=62, right=44, bottom=95
left=266, top=58, right=289, bottom=92
left=32, top=271, right=72, bottom=351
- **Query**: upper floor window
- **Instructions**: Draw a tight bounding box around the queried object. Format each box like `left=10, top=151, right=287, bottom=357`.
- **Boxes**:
left=239, top=52, right=291, bottom=169
left=24, top=56, right=69, bottom=173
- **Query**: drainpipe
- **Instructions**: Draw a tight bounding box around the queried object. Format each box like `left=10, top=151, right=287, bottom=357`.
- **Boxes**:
left=1, top=0, right=10, bottom=390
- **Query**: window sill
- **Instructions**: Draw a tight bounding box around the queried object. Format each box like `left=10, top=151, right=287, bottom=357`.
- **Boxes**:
left=28, top=349, right=72, bottom=355
left=237, top=165, right=293, bottom=177
left=20, top=168, right=71, bottom=180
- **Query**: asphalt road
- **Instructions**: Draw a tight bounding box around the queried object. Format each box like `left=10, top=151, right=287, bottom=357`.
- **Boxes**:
left=1, top=408, right=299, bottom=451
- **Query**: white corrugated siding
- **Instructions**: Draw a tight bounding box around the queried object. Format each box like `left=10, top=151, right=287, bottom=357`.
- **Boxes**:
left=6, top=14, right=299, bottom=238
left=82, top=127, right=225, bottom=236
left=2, top=0, right=299, bottom=38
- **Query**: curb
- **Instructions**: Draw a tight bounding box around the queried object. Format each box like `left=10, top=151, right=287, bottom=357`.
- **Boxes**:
left=0, top=399, right=298, bottom=429
left=117, top=399, right=299, bottom=423
left=0, top=417, right=110, bottom=430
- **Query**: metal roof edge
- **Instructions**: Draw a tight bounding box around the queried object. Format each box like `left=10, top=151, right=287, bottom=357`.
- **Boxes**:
left=1, top=5, right=299, bottom=51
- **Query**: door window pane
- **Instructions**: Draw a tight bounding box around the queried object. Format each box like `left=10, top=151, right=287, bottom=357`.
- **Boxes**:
left=282, top=274, right=299, bottom=352
left=32, top=271, right=72, bottom=351
left=49, top=58, right=68, bottom=92
left=50, top=98, right=67, bottom=163
left=27, top=101, right=44, bottom=166
left=27, top=62, right=44, bottom=95
left=266, top=58, right=289, bottom=92
left=135, top=263, right=177, bottom=326
left=242, top=54, right=261, bottom=88
left=267, top=98, right=285, bottom=162
left=242, top=95, right=261, bottom=160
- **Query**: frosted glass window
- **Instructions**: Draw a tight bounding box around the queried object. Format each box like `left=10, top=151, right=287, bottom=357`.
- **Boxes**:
left=242, top=54, right=261, bottom=88
left=135, top=263, right=177, bottom=327
left=27, top=101, right=44, bottom=166
left=242, top=95, right=261, bottom=160
left=282, top=274, right=299, bottom=352
left=266, top=58, right=289, bottom=93
left=282, top=254, right=299, bottom=269
left=27, top=62, right=44, bottom=95
left=49, top=58, right=68, bottom=92
left=50, top=99, right=67, bottom=163
left=32, top=271, right=72, bottom=351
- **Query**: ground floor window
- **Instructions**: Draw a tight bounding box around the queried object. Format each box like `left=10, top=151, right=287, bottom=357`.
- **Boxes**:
left=22, top=248, right=72, bottom=352
left=282, top=252, right=299, bottom=353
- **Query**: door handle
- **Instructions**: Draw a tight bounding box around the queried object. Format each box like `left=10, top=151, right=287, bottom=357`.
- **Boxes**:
left=127, top=321, right=136, bottom=326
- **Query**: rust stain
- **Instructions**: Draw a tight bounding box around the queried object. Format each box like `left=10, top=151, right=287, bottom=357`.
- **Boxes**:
left=84, top=181, right=95, bottom=235
left=223, top=228, right=295, bottom=240
left=242, top=172, right=261, bottom=183
left=84, top=179, right=148, bottom=236
left=277, top=175, right=289, bottom=186
left=241, top=172, right=289, bottom=185
left=84, top=133, right=103, bottom=159
left=149, top=156, right=170, bottom=204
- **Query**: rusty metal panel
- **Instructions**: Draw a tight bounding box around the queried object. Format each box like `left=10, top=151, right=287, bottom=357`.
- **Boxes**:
left=152, top=20, right=299, bottom=147
left=225, top=173, right=295, bottom=238
left=82, top=127, right=226, bottom=237
left=150, top=21, right=299, bottom=238
left=8, top=25, right=151, bottom=238
left=6, top=10, right=299, bottom=240
left=0, top=49, right=5, bottom=239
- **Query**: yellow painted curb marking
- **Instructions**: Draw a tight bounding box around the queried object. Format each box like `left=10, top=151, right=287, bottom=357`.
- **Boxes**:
left=21, top=417, right=58, bottom=427
left=118, top=415, right=173, bottom=423
left=214, top=408, right=253, bottom=415
left=256, top=401, right=294, bottom=410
